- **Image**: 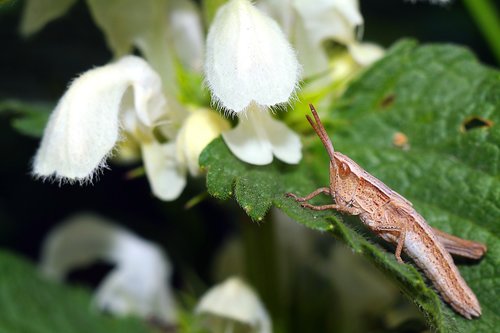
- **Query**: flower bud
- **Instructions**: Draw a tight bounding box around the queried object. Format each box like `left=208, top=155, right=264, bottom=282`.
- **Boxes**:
left=196, top=277, right=271, bottom=333
left=176, top=109, right=230, bottom=176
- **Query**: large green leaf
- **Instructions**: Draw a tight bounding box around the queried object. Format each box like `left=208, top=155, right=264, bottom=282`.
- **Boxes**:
left=200, top=40, right=500, bottom=332
left=0, top=250, right=155, bottom=333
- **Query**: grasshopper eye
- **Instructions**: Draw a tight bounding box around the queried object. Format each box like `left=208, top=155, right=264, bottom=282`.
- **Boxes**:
left=338, top=161, right=351, bottom=178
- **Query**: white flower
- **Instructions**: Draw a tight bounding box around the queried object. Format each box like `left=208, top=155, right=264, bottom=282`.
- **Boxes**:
left=32, top=55, right=191, bottom=201
left=222, top=103, right=301, bottom=165
left=196, top=277, right=271, bottom=333
left=260, top=0, right=365, bottom=77
left=33, top=55, right=164, bottom=182
left=205, top=0, right=300, bottom=113
left=40, top=213, right=177, bottom=324
left=293, top=0, right=363, bottom=46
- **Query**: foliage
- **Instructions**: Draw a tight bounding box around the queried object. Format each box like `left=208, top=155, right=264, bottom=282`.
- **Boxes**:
left=0, top=250, right=155, bottom=333
left=0, top=100, right=51, bottom=138
left=200, top=40, right=500, bottom=332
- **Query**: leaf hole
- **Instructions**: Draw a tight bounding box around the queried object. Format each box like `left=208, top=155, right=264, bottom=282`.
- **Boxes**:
left=461, top=116, right=493, bottom=132
left=380, top=94, right=395, bottom=108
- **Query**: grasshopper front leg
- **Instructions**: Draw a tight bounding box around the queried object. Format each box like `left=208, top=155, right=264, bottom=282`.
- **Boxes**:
left=286, top=187, right=330, bottom=202
left=286, top=189, right=360, bottom=216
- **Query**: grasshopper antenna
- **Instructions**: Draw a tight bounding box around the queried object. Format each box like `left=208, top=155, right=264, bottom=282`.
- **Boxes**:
left=306, top=104, right=336, bottom=162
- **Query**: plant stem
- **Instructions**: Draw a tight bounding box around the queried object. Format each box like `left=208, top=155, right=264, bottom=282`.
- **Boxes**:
left=240, top=214, right=282, bottom=327
left=463, top=0, right=500, bottom=64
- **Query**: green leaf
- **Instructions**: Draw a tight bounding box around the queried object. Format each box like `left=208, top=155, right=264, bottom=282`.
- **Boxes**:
left=0, top=250, right=155, bottom=333
left=0, top=99, right=51, bottom=137
left=200, top=40, right=500, bottom=332
left=201, top=138, right=332, bottom=230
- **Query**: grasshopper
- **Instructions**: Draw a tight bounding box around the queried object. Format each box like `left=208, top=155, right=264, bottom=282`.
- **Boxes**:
left=286, top=105, right=487, bottom=319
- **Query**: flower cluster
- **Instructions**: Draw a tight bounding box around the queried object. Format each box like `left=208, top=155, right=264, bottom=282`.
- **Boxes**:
left=27, top=0, right=382, bottom=201
left=41, top=214, right=271, bottom=332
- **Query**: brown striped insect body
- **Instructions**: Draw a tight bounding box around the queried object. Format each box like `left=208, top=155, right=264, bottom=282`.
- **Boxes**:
left=287, top=105, right=486, bottom=319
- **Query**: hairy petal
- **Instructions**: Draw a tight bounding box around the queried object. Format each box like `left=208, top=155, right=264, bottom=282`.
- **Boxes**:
left=33, top=56, right=164, bottom=182
left=205, top=0, right=300, bottom=113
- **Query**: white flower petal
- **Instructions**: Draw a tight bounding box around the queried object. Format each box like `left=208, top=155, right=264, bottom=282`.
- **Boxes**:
left=33, top=56, right=164, bottom=183
left=293, top=0, right=362, bottom=46
left=94, top=236, right=176, bottom=323
left=222, top=106, right=274, bottom=165
left=39, top=213, right=177, bottom=323
left=261, top=112, right=302, bottom=164
left=223, top=104, right=301, bottom=165
left=176, top=109, right=230, bottom=176
left=205, top=0, right=300, bottom=113
left=196, top=277, right=271, bottom=333
left=292, top=17, right=331, bottom=78
left=142, top=141, right=187, bottom=201
left=348, top=42, right=385, bottom=67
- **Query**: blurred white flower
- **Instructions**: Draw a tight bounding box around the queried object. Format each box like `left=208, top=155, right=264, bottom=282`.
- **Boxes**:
left=293, top=0, right=363, bottom=46
left=167, top=0, right=205, bottom=72
left=40, top=213, right=176, bottom=324
left=196, top=277, right=271, bottom=333
left=348, top=42, right=385, bottom=67
left=222, top=103, right=301, bottom=165
left=205, top=0, right=301, bottom=113
left=260, top=0, right=377, bottom=77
